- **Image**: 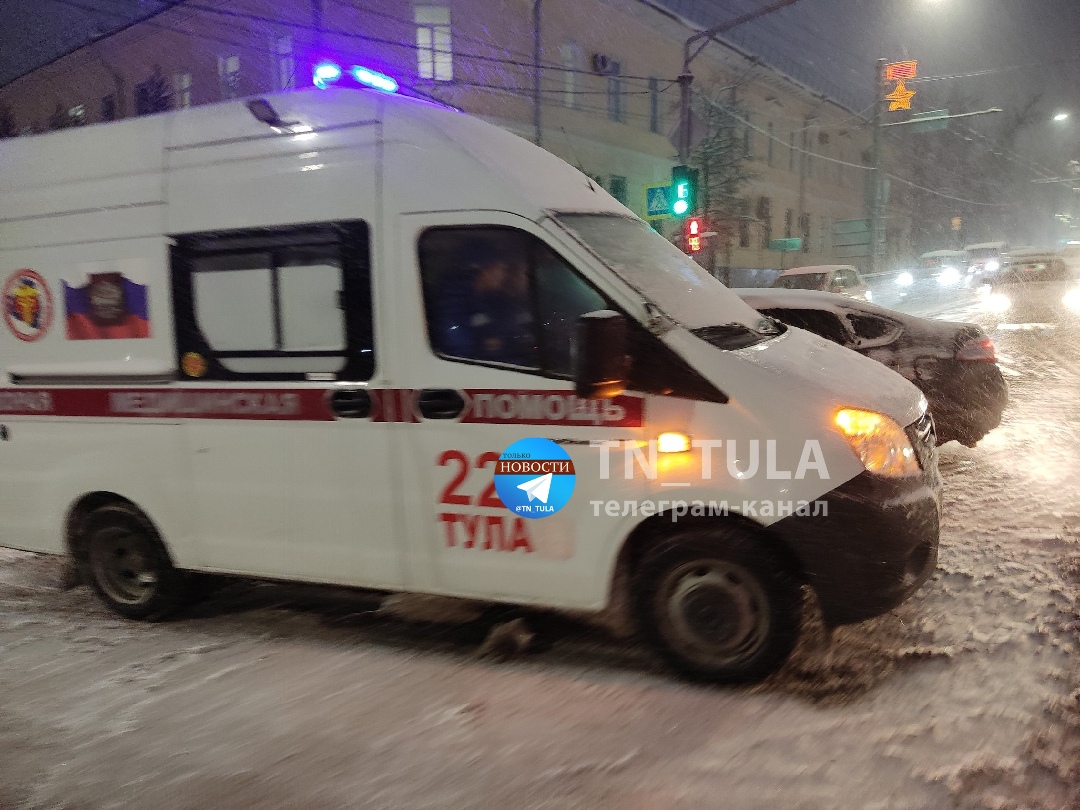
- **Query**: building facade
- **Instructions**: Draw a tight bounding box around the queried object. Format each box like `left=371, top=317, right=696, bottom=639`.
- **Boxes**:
left=0, top=0, right=912, bottom=273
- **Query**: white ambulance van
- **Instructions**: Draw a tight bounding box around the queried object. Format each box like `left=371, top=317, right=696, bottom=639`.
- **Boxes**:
left=0, top=87, right=940, bottom=682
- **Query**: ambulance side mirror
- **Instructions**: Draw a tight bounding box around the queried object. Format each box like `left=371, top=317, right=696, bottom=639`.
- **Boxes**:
left=575, top=310, right=630, bottom=399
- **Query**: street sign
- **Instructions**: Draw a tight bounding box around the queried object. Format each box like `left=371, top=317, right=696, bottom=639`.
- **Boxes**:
left=834, top=219, right=883, bottom=259
left=910, top=109, right=950, bottom=134
left=768, top=238, right=802, bottom=252
left=644, top=184, right=671, bottom=220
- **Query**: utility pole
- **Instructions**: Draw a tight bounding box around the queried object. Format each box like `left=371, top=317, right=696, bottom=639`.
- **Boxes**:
left=533, top=0, right=543, bottom=146
left=677, top=0, right=800, bottom=162
left=867, top=58, right=886, bottom=278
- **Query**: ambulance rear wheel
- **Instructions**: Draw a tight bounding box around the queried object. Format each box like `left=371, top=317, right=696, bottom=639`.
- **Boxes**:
left=81, top=504, right=187, bottom=620
left=635, top=528, right=800, bottom=683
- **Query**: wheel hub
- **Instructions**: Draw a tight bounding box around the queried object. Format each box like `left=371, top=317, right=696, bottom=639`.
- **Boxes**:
left=663, top=562, right=770, bottom=664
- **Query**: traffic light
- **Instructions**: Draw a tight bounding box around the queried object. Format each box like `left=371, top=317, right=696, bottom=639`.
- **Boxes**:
left=685, top=216, right=704, bottom=253
left=671, top=165, right=698, bottom=217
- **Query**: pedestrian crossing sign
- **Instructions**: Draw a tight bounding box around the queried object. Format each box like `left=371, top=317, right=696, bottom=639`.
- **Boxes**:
left=644, top=184, right=672, bottom=220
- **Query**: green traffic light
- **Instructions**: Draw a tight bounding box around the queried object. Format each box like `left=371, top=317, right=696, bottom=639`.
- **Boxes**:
left=673, top=199, right=689, bottom=215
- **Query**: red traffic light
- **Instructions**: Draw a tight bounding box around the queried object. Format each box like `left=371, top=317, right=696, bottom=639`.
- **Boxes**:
left=685, top=217, right=704, bottom=253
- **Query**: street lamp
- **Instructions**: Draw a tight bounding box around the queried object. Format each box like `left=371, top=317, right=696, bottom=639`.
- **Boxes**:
left=1053, top=112, right=1069, bottom=122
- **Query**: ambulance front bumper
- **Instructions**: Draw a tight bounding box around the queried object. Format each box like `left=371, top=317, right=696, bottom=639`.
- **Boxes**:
left=768, top=469, right=941, bottom=627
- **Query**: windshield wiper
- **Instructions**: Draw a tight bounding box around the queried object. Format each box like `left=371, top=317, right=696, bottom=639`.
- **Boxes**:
left=692, top=318, right=784, bottom=350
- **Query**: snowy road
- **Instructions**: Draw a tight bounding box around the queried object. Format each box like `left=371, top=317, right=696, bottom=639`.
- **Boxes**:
left=1, top=300, right=1079, bottom=809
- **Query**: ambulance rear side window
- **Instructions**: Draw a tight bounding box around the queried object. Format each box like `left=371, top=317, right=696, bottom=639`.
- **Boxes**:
left=171, top=221, right=374, bottom=381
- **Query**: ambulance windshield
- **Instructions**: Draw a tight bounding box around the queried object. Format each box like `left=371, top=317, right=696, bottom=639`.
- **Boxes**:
left=553, top=214, right=766, bottom=333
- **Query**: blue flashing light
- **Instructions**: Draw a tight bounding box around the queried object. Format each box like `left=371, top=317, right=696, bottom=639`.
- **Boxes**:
left=312, top=61, right=343, bottom=89
left=350, top=65, right=399, bottom=94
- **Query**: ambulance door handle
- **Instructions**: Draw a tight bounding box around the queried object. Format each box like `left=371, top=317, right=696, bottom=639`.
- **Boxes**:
left=418, top=389, right=465, bottom=420
left=329, top=389, right=371, bottom=419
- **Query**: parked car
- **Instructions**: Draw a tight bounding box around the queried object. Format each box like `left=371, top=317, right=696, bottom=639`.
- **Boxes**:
left=771, top=264, right=871, bottom=301
left=735, top=288, right=1009, bottom=447
left=980, top=250, right=1080, bottom=326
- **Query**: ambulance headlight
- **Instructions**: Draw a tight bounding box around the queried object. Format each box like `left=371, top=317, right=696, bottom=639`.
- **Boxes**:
left=833, top=408, right=920, bottom=478
left=896, top=271, right=914, bottom=287
left=984, top=259, right=1000, bottom=273
left=1063, top=288, right=1080, bottom=310
left=984, top=293, right=1011, bottom=313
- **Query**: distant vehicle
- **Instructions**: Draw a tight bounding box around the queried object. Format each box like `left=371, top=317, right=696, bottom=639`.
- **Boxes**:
left=771, top=264, right=871, bottom=301
left=965, top=241, right=1009, bottom=281
left=893, top=250, right=971, bottom=299
left=980, top=250, right=1080, bottom=325
left=736, top=288, right=1009, bottom=447
left=1061, top=242, right=1080, bottom=275
left=917, top=250, right=970, bottom=286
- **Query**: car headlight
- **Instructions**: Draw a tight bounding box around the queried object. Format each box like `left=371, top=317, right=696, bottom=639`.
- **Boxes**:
left=984, top=259, right=1000, bottom=273
left=1063, top=288, right=1080, bottom=310
left=937, top=266, right=961, bottom=286
left=984, top=293, right=1011, bottom=313
left=896, top=271, right=914, bottom=287
left=833, top=408, right=921, bottom=478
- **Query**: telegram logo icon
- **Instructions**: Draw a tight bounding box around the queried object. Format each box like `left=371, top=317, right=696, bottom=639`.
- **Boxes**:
left=493, top=437, right=576, bottom=519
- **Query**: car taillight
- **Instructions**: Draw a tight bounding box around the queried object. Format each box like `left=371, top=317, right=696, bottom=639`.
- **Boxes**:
left=956, top=336, right=996, bottom=362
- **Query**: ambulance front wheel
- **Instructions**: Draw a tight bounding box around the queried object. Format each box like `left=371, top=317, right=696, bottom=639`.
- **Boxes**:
left=635, top=527, right=801, bottom=683
left=80, top=503, right=188, bottom=620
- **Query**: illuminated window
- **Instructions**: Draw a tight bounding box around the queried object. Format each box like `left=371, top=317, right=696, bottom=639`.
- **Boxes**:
left=173, top=72, right=192, bottom=108
left=415, top=6, right=453, bottom=81
left=559, top=43, right=577, bottom=108
left=218, top=55, right=241, bottom=99
left=275, top=35, right=295, bottom=91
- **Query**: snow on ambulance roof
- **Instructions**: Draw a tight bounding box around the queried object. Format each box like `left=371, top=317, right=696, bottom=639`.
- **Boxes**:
left=778, top=264, right=856, bottom=276
left=965, top=242, right=1008, bottom=251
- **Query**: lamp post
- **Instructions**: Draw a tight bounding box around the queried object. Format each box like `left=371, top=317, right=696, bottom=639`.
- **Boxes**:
left=677, top=0, right=801, bottom=162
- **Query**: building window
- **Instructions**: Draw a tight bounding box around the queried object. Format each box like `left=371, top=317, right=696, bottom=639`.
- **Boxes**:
left=218, top=55, right=241, bottom=99
left=135, top=69, right=172, bottom=115
left=766, top=122, right=774, bottom=166
left=757, top=197, right=772, bottom=249
left=275, top=35, right=295, bottom=91
left=416, top=6, right=453, bottom=82
left=559, top=43, right=577, bottom=108
left=174, top=72, right=192, bottom=108
left=820, top=217, right=829, bottom=252
left=799, top=213, right=811, bottom=252
left=837, top=150, right=845, bottom=186
left=100, top=95, right=116, bottom=122
left=649, top=77, right=661, bottom=134
left=607, top=62, right=624, bottom=123
left=743, top=113, right=752, bottom=158
left=785, top=209, right=794, bottom=238
left=608, top=175, right=628, bottom=205
left=788, top=132, right=796, bottom=172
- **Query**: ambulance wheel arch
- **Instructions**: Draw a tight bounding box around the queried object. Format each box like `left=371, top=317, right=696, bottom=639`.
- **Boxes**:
left=604, top=511, right=806, bottom=676
left=632, top=522, right=802, bottom=682
left=68, top=498, right=188, bottom=619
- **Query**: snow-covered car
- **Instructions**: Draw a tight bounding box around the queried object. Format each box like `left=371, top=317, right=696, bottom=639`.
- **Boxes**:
left=980, top=250, right=1080, bottom=325
left=771, top=264, right=871, bottom=302
left=735, top=288, right=1009, bottom=447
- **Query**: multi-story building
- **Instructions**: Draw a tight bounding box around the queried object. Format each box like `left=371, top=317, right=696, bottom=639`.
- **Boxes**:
left=0, top=0, right=912, bottom=273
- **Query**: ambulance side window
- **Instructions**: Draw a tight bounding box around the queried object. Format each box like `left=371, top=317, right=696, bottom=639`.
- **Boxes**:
left=172, top=221, right=374, bottom=381
left=420, top=226, right=605, bottom=377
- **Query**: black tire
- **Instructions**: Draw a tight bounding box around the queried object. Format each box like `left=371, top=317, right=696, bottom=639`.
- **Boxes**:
left=634, top=526, right=801, bottom=683
left=78, top=503, right=188, bottom=620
